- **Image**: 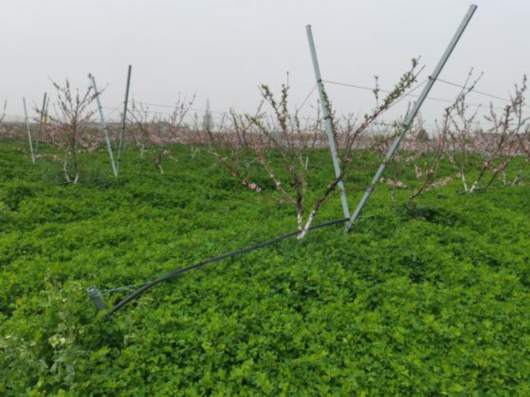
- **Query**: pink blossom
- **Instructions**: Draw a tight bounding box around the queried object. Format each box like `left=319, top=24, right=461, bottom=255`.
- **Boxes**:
left=150, top=136, right=163, bottom=145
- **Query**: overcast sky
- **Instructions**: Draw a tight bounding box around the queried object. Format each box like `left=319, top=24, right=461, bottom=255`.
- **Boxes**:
left=1, top=0, right=529, bottom=128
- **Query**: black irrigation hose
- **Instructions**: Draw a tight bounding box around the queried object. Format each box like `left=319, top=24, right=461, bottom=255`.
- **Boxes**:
left=109, top=218, right=349, bottom=315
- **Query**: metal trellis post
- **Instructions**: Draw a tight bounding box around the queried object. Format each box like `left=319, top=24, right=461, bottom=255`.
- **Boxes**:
left=346, top=4, right=478, bottom=231
left=90, top=74, right=118, bottom=178
left=306, top=25, right=351, bottom=221
left=22, top=97, right=35, bottom=164
left=117, top=65, right=132, bottom=177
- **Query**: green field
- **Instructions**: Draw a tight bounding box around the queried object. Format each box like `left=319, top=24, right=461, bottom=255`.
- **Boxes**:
left=1, top=142, right=530, bottom=395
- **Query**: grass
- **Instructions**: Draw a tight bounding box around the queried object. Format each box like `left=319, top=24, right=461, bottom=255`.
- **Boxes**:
left=1, top=141, right=530, bottom=395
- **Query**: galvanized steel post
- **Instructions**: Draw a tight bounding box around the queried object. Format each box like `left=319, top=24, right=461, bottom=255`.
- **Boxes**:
left=90, top=74, right=118, bottom=178
left=22, top=97, right=35, bottom=164
left=347, top=4, right=478, bottom=231
left=306, top=25, right=351, bottom=221
left=117, top=65, right=132, bottom=177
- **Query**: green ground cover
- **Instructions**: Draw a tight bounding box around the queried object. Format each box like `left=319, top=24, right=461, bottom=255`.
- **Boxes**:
left=1, top=142, right=530, bottom=395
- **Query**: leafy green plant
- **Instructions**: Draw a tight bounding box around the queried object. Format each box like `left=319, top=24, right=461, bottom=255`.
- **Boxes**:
left=1, top=142, right=530, bottom=395
left=2, top=181, right=35, bottom=210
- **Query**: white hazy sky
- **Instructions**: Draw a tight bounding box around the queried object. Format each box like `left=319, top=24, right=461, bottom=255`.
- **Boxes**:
left=1, top=0, right=529, bottom=128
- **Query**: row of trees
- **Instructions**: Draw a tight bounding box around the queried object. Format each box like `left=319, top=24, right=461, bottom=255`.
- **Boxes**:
left=1, top=71, right=529, bottom=236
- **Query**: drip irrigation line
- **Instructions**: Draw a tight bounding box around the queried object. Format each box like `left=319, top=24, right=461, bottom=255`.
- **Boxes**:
left=108, top=217, right=349, bottom=315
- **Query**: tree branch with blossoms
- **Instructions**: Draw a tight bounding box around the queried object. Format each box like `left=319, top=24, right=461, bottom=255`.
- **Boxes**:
left=206, top=59, right=420, bottom=239
left=43, top=78, right=98, bottom=184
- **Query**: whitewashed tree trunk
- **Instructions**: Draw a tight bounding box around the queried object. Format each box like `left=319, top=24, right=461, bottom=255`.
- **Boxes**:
left=297, top=210, right=316, bottom=240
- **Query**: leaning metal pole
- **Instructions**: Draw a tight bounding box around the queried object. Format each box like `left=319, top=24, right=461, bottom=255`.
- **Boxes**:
left=306, top=25, right=351, bottom=221
left=22, top=97, right=35, bottom=164
left=117, top=65, right=132, bottom=177
left=90, top=74, right=118, bottom=178
left=346, top=4, right=478, bottom=231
